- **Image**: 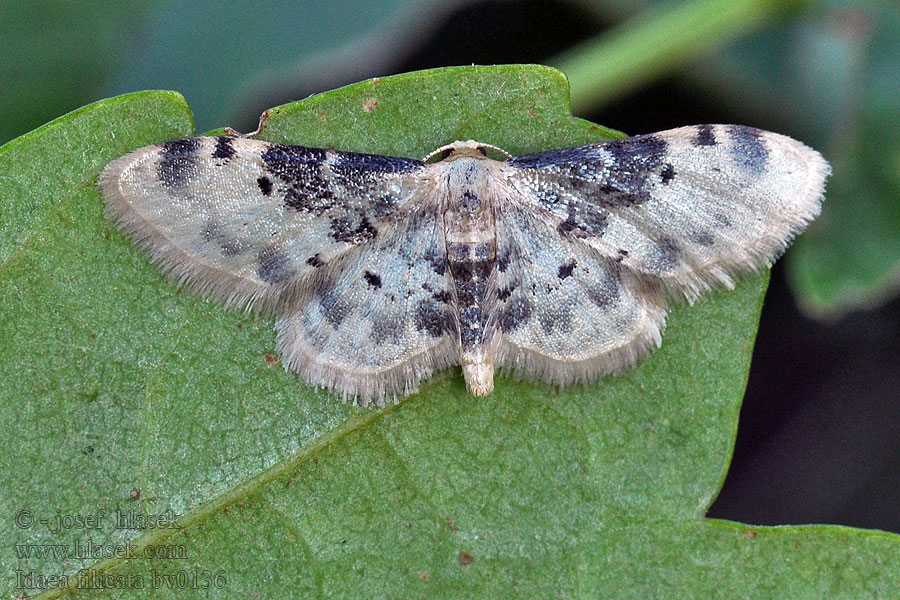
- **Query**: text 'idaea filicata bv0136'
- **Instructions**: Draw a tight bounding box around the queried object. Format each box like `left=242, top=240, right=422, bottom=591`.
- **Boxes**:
left=100, top=123, right=829, bottom=406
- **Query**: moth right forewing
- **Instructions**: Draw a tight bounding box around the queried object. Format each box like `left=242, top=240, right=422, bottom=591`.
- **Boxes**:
left=504, top=125, right=828, bottom=301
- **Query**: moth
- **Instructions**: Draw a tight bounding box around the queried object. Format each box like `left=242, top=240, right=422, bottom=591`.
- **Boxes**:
left=100, top=124, right=829, bottom=405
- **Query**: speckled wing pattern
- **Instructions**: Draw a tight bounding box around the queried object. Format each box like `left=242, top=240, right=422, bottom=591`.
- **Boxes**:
left=101, top=136, right=427, bottom=312
left=100, top=125, right=829, bottom=405
left=504, top=125, right=828, bottom=299
left=492, top=125, right=828, bottom=385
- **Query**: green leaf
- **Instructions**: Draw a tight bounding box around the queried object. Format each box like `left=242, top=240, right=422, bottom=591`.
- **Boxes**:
left=1, top=65, right=897, bottom=599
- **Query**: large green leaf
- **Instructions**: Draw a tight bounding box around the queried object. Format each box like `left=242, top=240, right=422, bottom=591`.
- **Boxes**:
left=1, top=65, right=897, bottom=599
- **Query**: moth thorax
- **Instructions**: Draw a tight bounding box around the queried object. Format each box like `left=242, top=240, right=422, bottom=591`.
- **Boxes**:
left=446, top=159, right=493, bottom=215
left=455, top=189, right=484, bottom=213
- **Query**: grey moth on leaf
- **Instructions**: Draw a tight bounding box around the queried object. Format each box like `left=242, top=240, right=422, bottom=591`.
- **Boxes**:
left=100, top=124, right=829, bottom=405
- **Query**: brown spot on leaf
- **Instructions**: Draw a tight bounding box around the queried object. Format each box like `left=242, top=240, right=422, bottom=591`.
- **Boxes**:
left=362, top=97, right=378, bottom=112
left=458, top=551, right=473, bottom=565
left=264, top=353, right=279, bottom=365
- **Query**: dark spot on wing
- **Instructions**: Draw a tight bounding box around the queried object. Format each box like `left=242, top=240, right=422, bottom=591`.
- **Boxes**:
left=615, top=248, right=629, bottom=263
left=260, top=144, right=335, bottom=213
left=426, top=243, right=447, bottom=275
left=691, top=230, right=716, bottom=247
left=497, top=281, right=517, bottom=302
left=306, top=254, right=323, bottom=268
left=414, top=299, right=451, bottom=337
left=363, top=270, right=382, bottom=289
left=497, top=245, right=511, bottom=273
left=203, top=219, right=245, bottom=257
left=513, top=136, right=669, bottom=208
left=262, top=145, right=420, bottom=220
left=693, top=124, right=716, bottom=147
left=370, top=313, right=402, bottom=345
left=157, top=138, right=200, bottom=189
left=261, top=143, right=329, bottom=169
left=284, top=173, right=335, bottom=214
left=372, top=194, right=398, bottom=218
left=538, top=305, right=573, bottom=334
left=509, top=145, right=601, bottom=169
left=213, top=136, right=236, bottom=160
left=257, top=176, right=273, bottom=196
left=433, top=289, right=452, bottom=303
left=499, top=296, right=533, bottom=333
left=557, top=214, right=579, bottom=238
left=607, top=134, right=669, bottom=166
left=714, top=213, right=733, bottom=228
left=652, top=238, right=681, bottom=272
left=590, top=134, right=668, bottom=207
left=586, top=267, right=620, bottom=307
left=557, top=205, right=608, bottom=239
left=580, top=204, right=610, bottom=236
left=330, top=214, right=377, bottom=245
left=221, top=238, right=245, bottom=258
left=728, top=125, right=768, bottom=174
left=202, top=220, right=217, bottom=242
left=557, top=260, right=576, bottom=280
left=660, top=163, right=676, bottom=184
left=319, top=287, right=353, bottom=328
left=518, top=135, right=669, bottom=212
left=257, top=246, right=293, bottom=284
left=332, top=150, right=423, bottom=174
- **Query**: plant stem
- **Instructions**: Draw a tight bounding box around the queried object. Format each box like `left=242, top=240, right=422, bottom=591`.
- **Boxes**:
left=552, top=0, right=806, bottom=114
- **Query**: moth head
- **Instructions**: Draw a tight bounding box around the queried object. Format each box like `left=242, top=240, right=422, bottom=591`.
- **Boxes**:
left=424, top=140, right=512, bottom=163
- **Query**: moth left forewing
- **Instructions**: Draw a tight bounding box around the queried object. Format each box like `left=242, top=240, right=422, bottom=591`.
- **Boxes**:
left=505, top=125, right=829, bottom=302
left=101, top=136, right=426, bottom=312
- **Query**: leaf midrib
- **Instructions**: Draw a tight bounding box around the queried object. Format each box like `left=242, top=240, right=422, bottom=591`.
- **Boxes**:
left=35, top=401, right=397, bottom=599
